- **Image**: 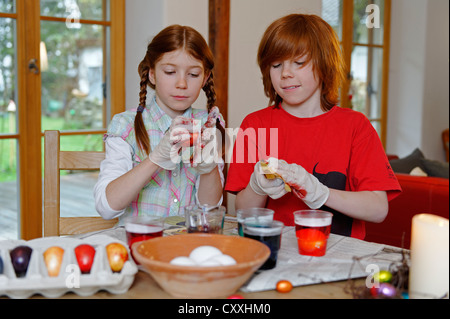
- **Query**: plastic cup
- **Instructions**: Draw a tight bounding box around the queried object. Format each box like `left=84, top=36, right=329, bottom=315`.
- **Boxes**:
left=185, top=205, right=226, bottom=234
left=236, top=207, right=275, bottom=236
left=125, top=215, right=165, bottom=264
left=124, top=215, right=165, bottom=249
left=294, top=210, right=333, bottom=257
left=242, top=220, right=284, bottom=270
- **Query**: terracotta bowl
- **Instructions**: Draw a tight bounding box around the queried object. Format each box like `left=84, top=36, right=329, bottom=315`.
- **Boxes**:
left=132, top=234, right=270, bottom=298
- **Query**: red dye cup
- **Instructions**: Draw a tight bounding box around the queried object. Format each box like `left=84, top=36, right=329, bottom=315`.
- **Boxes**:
left=294, top=210, right=333, bottom=257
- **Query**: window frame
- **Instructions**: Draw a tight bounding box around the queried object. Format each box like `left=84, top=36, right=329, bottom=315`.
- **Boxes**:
left=0, top=0, right=125, bottom=239
left=339, top=0, right=391, bottom=147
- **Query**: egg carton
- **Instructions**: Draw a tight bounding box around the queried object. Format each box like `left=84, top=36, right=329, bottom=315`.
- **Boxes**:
left=0, top=235, right=137, bottom=299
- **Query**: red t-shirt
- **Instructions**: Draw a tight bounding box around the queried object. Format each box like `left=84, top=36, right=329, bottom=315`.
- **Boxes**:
left=225, top=105, right=401, bottom=239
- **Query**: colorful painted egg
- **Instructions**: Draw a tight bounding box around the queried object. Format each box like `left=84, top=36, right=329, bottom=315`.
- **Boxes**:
left=276, top=280, right=293, bottom=293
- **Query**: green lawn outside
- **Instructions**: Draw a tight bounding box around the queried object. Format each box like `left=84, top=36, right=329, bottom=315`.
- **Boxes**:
left=0, top=114, right=104, bottom=182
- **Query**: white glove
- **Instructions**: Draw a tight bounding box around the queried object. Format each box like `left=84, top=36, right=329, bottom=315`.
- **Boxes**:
left=191, top=127, right=219, bottom=174
left=148, top=116, right=195, bottom=170
left=249, top=161, right=288, bottom=199
left=191, top=107, right=224, bottom=175
left=274, top=159, right=330, bottom=209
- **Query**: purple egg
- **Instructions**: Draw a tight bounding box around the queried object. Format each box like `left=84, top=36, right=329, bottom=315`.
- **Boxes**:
left=379, top=283, right=397, bottom=297
left=10, top=246, right=33, bottom=278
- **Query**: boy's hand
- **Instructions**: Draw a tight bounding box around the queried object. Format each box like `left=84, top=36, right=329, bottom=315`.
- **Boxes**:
left=249, top=161, right=288, bottom=199
left=274, top=159, right=330, bottom=209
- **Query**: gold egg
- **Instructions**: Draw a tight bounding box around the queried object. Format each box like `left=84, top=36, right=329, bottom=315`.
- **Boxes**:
left=374, top=270, right=392, bottom=283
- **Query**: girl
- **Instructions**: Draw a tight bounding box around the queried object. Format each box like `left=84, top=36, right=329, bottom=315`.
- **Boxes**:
left=225, top=14, right=401, bottom=239
left=95, top=25, right=225, bottom=220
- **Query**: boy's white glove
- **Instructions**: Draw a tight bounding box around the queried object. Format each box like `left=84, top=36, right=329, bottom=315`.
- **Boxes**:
left=274, top=159, right=330, bottom=209
left=249, top=161, right=288, bottom=199
left=148, top=116, right=195, bottom=170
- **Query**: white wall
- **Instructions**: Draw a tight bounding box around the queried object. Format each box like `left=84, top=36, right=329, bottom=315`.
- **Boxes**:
left=387, top=0, right=449, bottom=161
left=125, top=0, right=208, bottom=111
left=421, top=0, right=449, bottom=161
left=228, top=0, right=321, bottom=131
left=125, top=0, right=164, bottom=110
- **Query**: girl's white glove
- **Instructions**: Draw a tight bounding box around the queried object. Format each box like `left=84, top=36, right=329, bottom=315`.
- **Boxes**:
left=148, top=116, right=195, bottom=170
left=249, top=161, right=288, bottom=199
left=274, top=159, right=330, bottom=209
left=191, top=106, right=224, bottom=175
left=191, top=126, right=219, bottom=174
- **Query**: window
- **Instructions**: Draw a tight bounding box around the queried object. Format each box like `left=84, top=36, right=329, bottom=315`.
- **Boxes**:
left=0, top=0, right=124, bottom=240
left=322, top=0, right=391, bottom=146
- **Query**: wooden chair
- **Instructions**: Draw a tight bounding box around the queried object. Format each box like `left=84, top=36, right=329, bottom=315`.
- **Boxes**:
left=43, top=130, right=118, bottom=236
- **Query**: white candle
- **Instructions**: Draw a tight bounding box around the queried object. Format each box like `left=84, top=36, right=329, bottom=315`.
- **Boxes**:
left=409, top=214, right=449, bottom=299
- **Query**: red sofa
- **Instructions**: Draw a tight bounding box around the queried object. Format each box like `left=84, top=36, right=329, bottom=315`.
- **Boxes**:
left=364, top=173, right=449, bottom=249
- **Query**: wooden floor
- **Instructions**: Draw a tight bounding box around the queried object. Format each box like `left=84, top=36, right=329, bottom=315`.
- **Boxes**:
left=0, top=172, right=100, bottom=240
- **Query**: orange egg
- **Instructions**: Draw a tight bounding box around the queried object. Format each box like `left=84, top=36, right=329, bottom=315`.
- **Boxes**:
left=106, top=242, right=128, bottom=272
left=276, top=280, right=293, bottom=293
left=43, top=246, right=65, bottom=277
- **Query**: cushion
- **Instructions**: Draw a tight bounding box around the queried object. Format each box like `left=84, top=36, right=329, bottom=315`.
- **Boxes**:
left=421, top=158, right=449, bottom=179
left=409, top=166, right=428, bottom=176
left=389, top=148, right=426, bottom=174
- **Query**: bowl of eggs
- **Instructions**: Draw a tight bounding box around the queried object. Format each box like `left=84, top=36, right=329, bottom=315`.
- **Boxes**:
left=131, top=233, right=270, bottom=298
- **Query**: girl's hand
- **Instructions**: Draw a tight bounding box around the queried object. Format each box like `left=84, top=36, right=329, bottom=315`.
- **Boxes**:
left=191, top=107, right=225, bottom=175
left=191, top=126, right=219, bottom=174
left=148, top=116, right=197, bottom=170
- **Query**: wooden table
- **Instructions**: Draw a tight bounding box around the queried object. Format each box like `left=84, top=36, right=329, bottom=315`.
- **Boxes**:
left=30, top=269, right=361, bottom=299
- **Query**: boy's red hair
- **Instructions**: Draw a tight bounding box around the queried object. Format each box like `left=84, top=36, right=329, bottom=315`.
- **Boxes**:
left=257, top=14, right=346, bottom=111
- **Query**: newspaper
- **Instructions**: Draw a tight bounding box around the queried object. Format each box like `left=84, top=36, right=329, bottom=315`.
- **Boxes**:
left=240, top=226, right=404, bottom=292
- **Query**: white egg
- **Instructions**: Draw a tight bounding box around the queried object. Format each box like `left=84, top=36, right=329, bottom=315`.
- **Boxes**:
left=200, top=259, right=222, bottom=267
left=189, top=245, right=223, bottom=264
left=205, top=254, right=237, bottom=266
left=169, top=256, right=197, bottom=266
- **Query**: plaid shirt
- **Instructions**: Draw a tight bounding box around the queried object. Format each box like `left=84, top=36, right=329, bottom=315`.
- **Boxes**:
left=104, top=97, right=224, bottom=220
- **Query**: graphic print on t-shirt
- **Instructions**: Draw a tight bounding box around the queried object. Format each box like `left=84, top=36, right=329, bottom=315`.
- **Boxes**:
left=312, top=163, right=353, bottom=237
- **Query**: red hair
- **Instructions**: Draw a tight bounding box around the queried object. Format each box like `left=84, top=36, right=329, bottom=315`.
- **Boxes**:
left=257, top=14, right=346, bottom=111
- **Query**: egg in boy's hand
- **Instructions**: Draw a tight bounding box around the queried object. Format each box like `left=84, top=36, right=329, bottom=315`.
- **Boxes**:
left=260, top=159, right=292, bottom=192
